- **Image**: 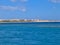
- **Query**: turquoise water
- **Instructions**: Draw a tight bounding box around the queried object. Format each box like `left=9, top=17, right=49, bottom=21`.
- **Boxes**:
left=0, top=22, right=60, bottom=45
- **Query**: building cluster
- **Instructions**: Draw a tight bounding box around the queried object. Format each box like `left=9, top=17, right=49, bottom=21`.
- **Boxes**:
left=0, top=19, right=60, bottom=22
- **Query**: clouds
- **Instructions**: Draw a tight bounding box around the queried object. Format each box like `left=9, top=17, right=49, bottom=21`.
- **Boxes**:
left=0, top=6, right=26, bottom=12
left=49, top=0, right=60, bottom=3
left=8, top=0, right=27, bottom=12
left=10, top=0, right=16, bottom=2
left=10, top=0, right=28, bottom=2
left=20, top=0, right=28, bottom=2
left=0, top=0, right=27, bottom=12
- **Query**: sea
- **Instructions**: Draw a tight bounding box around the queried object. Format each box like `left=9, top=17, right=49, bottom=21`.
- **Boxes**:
left=0, top=22, right=60, bottom=45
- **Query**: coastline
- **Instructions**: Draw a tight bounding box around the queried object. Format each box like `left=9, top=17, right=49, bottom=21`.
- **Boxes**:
left=0, top=21, right=60, bottom=23
left=0, top=19, right=60, bottom=23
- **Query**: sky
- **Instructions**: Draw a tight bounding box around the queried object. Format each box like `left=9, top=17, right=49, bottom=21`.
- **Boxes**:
left=0, top=0, right=60, bottom=20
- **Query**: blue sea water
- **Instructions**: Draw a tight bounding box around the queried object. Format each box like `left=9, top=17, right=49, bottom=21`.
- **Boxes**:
left=0, top=22, right=60, bottom=45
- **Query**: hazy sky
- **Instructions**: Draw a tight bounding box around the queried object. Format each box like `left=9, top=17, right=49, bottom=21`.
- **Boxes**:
left=0, top=0, right=60, bottom=20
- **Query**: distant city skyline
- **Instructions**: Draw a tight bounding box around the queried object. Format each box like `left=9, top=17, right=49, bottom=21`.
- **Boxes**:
left=0, top=0, right=60, bottom=20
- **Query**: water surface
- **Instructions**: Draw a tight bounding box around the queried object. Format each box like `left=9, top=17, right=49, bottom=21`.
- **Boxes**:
left=0, top=22, right=60, bottom=45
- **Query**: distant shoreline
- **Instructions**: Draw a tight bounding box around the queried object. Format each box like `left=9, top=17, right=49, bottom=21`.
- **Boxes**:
left=0, top=19, right=60, bottom=22
left=0, top=22, right=60, bottom=24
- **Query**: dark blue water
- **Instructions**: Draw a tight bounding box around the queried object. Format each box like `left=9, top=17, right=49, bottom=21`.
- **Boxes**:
left=0, top=22, right=60, bottom=45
